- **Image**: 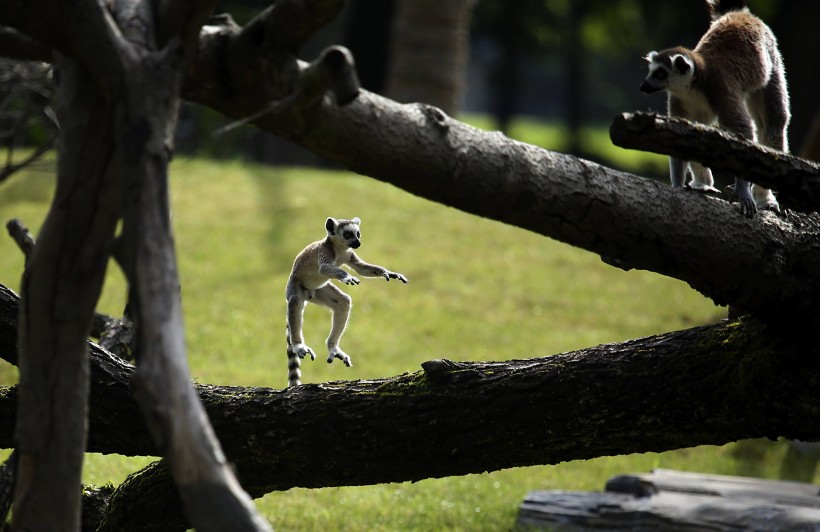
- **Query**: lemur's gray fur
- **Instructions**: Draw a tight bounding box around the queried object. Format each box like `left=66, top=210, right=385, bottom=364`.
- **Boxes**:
left=640, top=0, right=790, bottom=218
left=285, top=217, right=408, bottom=386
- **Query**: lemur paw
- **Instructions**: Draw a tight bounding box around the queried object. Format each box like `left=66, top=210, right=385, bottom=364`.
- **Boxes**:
left=342, top=274, right=360, bottom=285
left=384, top=271, right=408, bottom=283
left=327, top=348, right=352, bottom=367
left=757, top=199, right=781, bottom=215
left=738, top=197, right=757, bottom=219
left=291, top=343, right=316, bottom=361
left=685, top=183, right=721, bottom=195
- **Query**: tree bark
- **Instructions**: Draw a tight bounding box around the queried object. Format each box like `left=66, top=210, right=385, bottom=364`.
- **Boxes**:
left=2, top=283, right=820, bottom=530
left=385, top=0, right=475, bottom=115
left=12, top=54, right=121, bottom=530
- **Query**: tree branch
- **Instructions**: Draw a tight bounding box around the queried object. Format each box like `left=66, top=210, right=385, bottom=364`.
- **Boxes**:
left=609, top=112, right=820, bottom=212
left=2, top=282, right=820, bottom=529
left=189, top=84, right=820, bottom=322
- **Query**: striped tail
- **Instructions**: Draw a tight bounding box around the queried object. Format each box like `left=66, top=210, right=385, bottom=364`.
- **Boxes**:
left=287, top=346, right=301, bottom=387
left=286, top=324, right=301, bottom=387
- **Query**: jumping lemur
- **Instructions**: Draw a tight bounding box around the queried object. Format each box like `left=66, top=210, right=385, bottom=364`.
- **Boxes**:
left=640, top=0, right=790, bottom=218
left=285, top=217, right=408, bottom=386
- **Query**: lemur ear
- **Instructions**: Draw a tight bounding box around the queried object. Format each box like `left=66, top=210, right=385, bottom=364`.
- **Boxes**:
left=325, top=217, right=336, bottom=233
left=351, top=217, right=361, bottom=225
left=672, top=54, right=693, bottom=74
left=644, top=51, right=658, bottom=63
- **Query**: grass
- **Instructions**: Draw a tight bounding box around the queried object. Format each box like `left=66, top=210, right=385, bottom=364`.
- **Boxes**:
left=0, top=142, right=816, bottom=530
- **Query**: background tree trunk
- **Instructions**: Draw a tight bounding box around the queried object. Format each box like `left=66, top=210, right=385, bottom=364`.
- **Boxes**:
left=385, top=0, right=475, bottom=115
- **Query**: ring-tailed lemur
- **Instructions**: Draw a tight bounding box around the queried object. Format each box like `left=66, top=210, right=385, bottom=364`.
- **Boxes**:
left=640, top=0, right=790, bottom=218
left=285, top=217, right=408, bottom=387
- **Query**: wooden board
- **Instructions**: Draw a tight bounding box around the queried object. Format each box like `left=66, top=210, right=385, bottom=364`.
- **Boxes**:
left=517, top=469, right=820, bottom=531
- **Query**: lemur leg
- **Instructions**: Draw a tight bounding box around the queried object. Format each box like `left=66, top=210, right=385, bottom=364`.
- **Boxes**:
left=719, top=102, right=758, bottom=217
left=669, top=156, right=687, bottom=188
left=687, top=162, right=720, bottom=193
left=749, top=77, right=790, bottom=212
left=312, top=283, right=353, bottom=367
left=285, top=279, right=316, bottom=361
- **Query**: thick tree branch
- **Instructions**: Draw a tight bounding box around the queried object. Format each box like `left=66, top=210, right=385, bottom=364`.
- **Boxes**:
left=2, top=282, right=820, bottom=529
left=610, top=112, right=820, bottom=212
left=188, top=87, right=820, bottom=322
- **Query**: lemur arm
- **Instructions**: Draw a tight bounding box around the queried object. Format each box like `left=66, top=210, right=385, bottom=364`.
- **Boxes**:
left=717, top=96, right=758, bottom=218
left=348, top=252, right=408, bottom=283
left=318, top=247, right=360, bottom=285
left=667, top=96, right=689, bottom=188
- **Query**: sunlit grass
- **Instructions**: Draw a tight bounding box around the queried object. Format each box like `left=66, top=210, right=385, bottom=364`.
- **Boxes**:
left=0, top=144, right=814, bottom=530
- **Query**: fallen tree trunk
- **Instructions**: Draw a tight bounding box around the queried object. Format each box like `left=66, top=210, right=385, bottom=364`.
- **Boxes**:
left=2, top=282, right=820, bottom=529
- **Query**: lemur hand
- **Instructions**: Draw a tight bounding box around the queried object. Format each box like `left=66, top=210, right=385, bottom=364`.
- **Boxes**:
left=384, top=271, right=408, bottom=283
left=342, top=274, right=360, bottom=285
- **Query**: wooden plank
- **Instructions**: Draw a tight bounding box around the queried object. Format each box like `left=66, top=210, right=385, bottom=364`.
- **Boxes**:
left=518, top=490, right=820, bottom=530
left=517, top=470, right=820, bottom=530
left=606, top=469, right=820, bottom=509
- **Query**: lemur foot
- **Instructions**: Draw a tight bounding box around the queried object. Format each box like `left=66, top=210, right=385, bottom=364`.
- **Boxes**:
left=291, top=343, right=316, bottom=361
left=756, top=199, right=781, bottom=215
left=384, top=271, right=409, bottom=283
left=686, top=183, right=721, bottom=195
left=327, top=348, right=352, bottom=367
left=738, top=197, right=757, bottom=219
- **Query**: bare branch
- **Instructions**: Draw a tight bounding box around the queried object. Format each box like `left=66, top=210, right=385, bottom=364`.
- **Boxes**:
left=5, top=218, right=35, bottom=260
left=609, top=112, right=820, bottom=212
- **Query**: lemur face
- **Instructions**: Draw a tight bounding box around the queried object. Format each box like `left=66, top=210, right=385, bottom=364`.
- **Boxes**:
left=640, top=50, right=694, bottom=95
left=326, top=217, right=362, bottom=249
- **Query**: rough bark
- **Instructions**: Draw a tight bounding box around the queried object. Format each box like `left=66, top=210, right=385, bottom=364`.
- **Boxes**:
left=2, top=283, right=820, bottom=530
left=12, top=53, right=121, bottom=530
left=610, top=112, right=820, bottom=212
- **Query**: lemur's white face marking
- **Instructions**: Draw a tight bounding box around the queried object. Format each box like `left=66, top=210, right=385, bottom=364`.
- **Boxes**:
left=327, top=217, right=362, bottom=249
left=640, top=51, right=695, bottom=96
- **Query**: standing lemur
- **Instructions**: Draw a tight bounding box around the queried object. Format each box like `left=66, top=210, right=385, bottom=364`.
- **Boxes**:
left=285, top=217, right=408, bottom=387
left=640, top=0, right=790, bottom=218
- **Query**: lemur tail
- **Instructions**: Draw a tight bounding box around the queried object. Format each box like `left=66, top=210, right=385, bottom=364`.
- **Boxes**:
left=704, top=0, right=747, bottom=19
left=286, top=325, right=301, bottom=387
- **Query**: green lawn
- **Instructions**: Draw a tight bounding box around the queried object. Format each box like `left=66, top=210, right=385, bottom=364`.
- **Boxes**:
left=0, top=153, right=815, bottom=530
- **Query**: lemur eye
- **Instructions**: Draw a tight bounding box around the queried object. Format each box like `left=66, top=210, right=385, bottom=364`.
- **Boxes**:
left=343, top=231, right=353, bottom=239
left=652, top=69, right=668, bottom=80
left=356, top=231, right=361, bottom=238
